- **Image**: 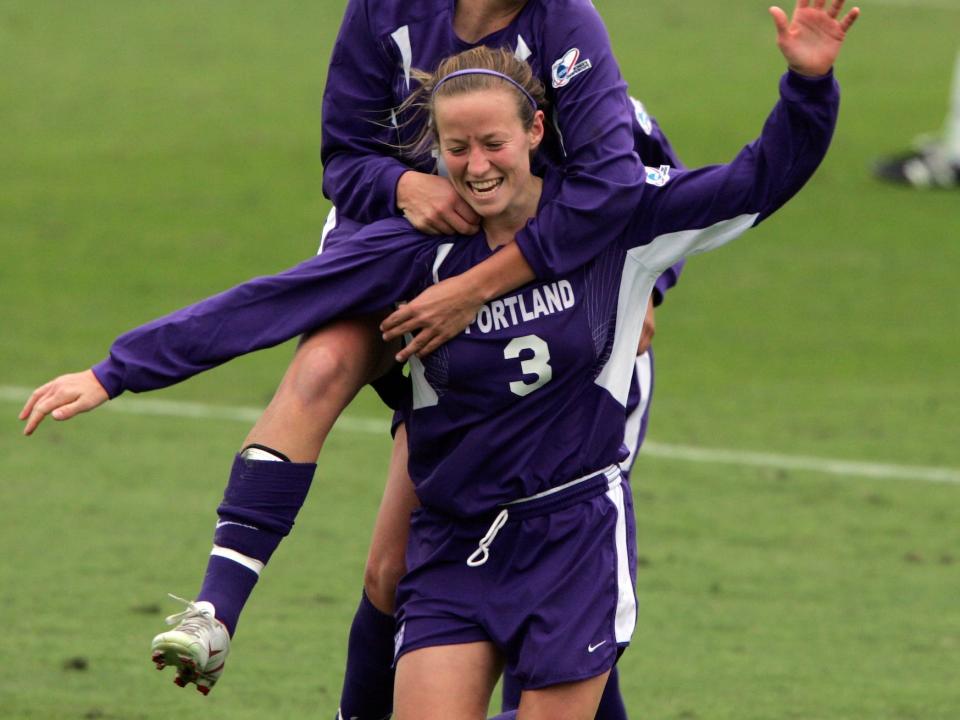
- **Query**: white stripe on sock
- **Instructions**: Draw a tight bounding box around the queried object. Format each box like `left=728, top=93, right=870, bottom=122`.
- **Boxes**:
left=210, top=545, right=265, bottom=575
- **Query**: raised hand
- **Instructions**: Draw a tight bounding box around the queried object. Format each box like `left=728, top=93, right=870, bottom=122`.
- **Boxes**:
left=770, top=0, right=860, bottom=77
left=19, top=370, right=109, bottom=436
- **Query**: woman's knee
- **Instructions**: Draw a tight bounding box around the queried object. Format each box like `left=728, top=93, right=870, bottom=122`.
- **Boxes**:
left=286, top=320, right=382, bottom=404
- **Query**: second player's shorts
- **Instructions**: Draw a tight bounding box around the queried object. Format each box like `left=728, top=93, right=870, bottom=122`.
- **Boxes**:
left=394, top=465, right=637, bottom=690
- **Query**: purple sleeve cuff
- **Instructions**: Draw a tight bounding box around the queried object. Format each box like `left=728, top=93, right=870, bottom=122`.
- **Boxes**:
left=782, top=68, right=837, bottom=101
left=379, top=163, right=411, bottom=216
left=91, top=358, right=124, bottom=399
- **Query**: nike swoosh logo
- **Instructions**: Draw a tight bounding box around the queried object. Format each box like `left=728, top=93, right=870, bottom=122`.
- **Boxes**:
left=215, top=520, right=258, bottom=531
left=587, top=641, right=607, bottom=653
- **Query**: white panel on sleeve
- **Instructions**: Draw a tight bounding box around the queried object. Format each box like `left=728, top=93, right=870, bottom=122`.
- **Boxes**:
left=390, top=25, right=412, bottom=91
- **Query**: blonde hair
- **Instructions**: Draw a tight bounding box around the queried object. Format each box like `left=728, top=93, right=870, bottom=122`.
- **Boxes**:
left=399, top=46, right=548, bottom=159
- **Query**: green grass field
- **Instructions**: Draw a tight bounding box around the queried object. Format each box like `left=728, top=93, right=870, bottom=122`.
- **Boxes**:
left=2, top=1, right=958, bottom=718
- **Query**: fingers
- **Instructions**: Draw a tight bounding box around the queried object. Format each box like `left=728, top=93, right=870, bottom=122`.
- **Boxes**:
left=409, top=211, right=477, bottom=237
left=399, top=180, right=480, bottom=236
left=445, top=211, right=480, bottom=236
left=22, top=410, right=47, bottom=436
left=394, top=330, right=445, bottom=362
left=19, top=382, right=53, bottom=421
left=383, top=319, right=421, bottom=343
left=769, top=6, right=789, bottom=35
left=411, top=334, right=445, bottom=359
left=394, top=345, right=415, bottom=364
left=438, top=199, right=481, bottom=236
left=394, top=331, right=428, bottom=363
left=20, top=370, right=109, bottom=436
left=839, top=6, right=859, bottom=31
left=381, top=306, right=414, bottom=341
left=385, top=317, right=446, bottom=357
left=453, top=198, right=482, bottom=233
left=827, top=0, right=844, bottom=18
left=381, top=306, right=448, bottom=361
left=22, top=388, right=72, bottom=436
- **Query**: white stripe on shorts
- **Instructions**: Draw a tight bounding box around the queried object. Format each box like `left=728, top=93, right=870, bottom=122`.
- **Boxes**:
left=606, top=480, right=637, bottom=643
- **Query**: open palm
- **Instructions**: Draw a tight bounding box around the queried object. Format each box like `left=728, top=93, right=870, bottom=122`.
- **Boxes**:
left=771, top=0, right=860, bottom=77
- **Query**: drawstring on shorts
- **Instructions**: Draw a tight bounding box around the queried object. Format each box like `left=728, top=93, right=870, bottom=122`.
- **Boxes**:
left=464, top=464, right=621, bottom=568
left=466, top=509, right=509, bottom=567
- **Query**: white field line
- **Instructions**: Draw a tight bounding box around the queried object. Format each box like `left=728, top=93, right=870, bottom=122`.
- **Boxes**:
left=641, top=441, right=960, bottom=485
left=3, top=384, right=959, bottom=485
left=1, top=385, right=389, bottom=436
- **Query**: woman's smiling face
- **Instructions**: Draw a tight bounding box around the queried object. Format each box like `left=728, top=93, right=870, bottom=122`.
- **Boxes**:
left=434, top=85, right=544, bottom=223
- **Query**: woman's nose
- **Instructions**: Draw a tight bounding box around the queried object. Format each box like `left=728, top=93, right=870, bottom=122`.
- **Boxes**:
left=467, top=145, right=490, bottom=175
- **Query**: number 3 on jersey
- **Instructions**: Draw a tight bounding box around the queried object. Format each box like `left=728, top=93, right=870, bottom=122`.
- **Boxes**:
left=504, top=334, right=552, bottom=397
left=410, top=333, right=553, bottom=409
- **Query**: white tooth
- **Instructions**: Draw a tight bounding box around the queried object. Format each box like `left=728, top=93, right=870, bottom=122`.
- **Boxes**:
left=471, top=179, right=500, bottom=192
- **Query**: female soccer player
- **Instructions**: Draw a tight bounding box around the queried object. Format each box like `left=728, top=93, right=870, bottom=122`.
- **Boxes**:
left=321, top=1, right=685, bottom=716
left=20, top=3, right=859, bottom=716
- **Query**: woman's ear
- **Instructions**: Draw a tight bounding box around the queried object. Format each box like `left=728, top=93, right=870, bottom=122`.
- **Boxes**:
left=529, top=110, right=545, bottom=151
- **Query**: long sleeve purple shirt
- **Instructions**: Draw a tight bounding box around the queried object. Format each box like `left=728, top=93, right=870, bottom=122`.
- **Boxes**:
left=94, top=70, right=838, bottom=514
left=321, top=0, right=684, bottom=288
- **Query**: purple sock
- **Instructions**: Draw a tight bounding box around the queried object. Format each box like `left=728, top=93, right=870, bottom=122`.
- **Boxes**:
left=196, top=452, right=315, bottom=636
left=499, top=665, right=627, bottom=719
left=197, top=556, right=259, bottom=637
left=337, top=590, right=397, bottom=720
left=501, top=671, right=519, bottom=712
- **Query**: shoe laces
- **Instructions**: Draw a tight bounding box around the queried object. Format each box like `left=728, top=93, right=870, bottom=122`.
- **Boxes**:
left=163, top=593, right=217, bottom=638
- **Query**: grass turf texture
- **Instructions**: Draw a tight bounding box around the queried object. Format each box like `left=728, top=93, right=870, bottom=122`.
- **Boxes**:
left=2, top=1, right=958, bottom=717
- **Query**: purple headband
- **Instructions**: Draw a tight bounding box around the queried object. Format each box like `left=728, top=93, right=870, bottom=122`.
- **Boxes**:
left=432, top=69, right=538, bottom=109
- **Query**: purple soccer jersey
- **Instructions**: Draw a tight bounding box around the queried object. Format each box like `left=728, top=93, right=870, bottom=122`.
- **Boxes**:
left=322, top=0, right=683, bottom=282
left=92, top=70, right=839, bottom=518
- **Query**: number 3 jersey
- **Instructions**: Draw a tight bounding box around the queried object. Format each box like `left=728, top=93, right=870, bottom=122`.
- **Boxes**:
left=92, top=70, right=839, bottom=520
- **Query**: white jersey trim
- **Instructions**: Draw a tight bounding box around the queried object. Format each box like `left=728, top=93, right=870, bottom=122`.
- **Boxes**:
left=595, top=213, right=758, bottom=405
left=620, top=351, right=652, bottom=473
left=409, top=243, right=454, bottom=409
left=390, top=25, right=413, bottom=92
left=432, top=243, right=455, bottom=284
left=317, top=206, right=338, bottom=255
left=515, top=34, right=532, bottom=62
left=504, top=463, right=621, bottom=506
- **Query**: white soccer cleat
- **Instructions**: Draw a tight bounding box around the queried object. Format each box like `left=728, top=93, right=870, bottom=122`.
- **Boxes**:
left=873, top=141, right=960, bottom=189
left=150, top=594, right=231, bottom=695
